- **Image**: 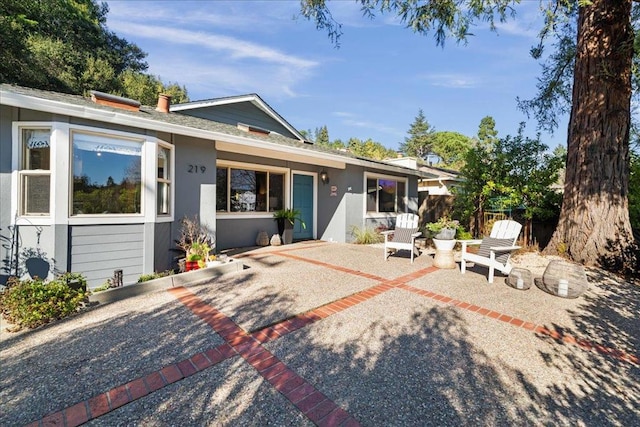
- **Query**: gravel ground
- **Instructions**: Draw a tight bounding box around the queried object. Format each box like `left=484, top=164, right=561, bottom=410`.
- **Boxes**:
left=1, top=242, right=638, bottom=426
left=86, top=357, right=313, bottom=427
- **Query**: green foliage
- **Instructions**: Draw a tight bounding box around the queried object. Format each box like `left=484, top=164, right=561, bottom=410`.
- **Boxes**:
left=455, top=121, right=563, bottom=235
left=92, top=282, right=111, bottom=293
left=399, top=109, right=435, bottom=159
left=137, top=270, right=175, bottom=283
left=430, top=131, right=472, bottom=170
left=273, top=208, right=306, bottom=228
left=187, top=242, right=211, bottom=262
left=1, top=0, right=188, bottom=104
left=477, top=116, right=499, bottom=148
left=314, top=125, right=330, bottom=145
left=425, top=216, right=459, bottom=233
left=424, top=216, right=467, bottom=239
left=300, top=0, right=514, bottom=47
left=119, top=70, right=189, bottom=105
left=347, top=137, right=396, bottom=160
left=0, top=273, right=88, bottom=330
left=350, top=226, right=383, bottom=244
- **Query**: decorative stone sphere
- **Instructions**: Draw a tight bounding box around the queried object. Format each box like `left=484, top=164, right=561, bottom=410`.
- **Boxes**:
left=535, top=260, right=588, bottom=298
left=256, top=230, right=269, bottom=246
left=506, top=267, right=532, bottom=290
left=270, top=234, right=282, bottom=246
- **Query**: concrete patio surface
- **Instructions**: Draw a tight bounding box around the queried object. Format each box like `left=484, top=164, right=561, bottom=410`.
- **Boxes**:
left=1, top=241, right=638, bottom=426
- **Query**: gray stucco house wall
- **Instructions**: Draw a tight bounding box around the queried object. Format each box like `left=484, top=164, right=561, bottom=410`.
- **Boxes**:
left=1, top=84, right=427, bottom=289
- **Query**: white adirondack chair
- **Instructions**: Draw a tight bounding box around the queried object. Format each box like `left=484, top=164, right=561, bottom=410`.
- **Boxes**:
left=381, top=213, right=421, bottom=263
left=459, top=220, right=522, bottom=283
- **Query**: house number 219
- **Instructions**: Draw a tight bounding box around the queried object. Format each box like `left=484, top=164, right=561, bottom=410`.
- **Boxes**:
left=188, top=165, right=206, bottom=173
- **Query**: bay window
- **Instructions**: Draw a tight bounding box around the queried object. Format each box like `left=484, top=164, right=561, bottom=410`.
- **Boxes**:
left=72, top=132, right=143, bottom=215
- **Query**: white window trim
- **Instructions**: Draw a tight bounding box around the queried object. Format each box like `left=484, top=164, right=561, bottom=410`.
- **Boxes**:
left=68, top=125, right=147, bottom=223
left=155, top=141, right=174, bottom=222
left=363, top=172, right=409, bottom=219
left=216, top=160, right=290, bottom=219
left=12, top=122, right=54, bottom=226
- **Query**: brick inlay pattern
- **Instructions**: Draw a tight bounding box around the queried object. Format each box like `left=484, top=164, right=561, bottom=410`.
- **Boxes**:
left=397, top=283, right=639, bottom=366
left=169, top=287, right=361, bottom=426
left=28, top=341, right=239, bottom=427
left=27, top=247, right=637, bottom=426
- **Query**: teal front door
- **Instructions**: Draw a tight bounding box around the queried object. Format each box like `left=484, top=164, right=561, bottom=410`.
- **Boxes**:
left=293, top=174, right=314, bottom=240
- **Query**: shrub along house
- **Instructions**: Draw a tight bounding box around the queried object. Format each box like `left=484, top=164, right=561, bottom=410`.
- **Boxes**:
left=0, top=84, right=431, bottom=288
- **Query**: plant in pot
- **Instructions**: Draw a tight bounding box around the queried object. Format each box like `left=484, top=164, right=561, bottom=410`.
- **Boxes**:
left=273, top=208, right=306, bottom=245
left=176, top=215, right=215, bottom=272
left=425, top=216, right=460, bottom=240
left=186, top=242, right=211, bottom=271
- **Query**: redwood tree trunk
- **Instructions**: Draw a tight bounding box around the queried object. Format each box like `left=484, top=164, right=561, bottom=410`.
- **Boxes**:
left=544, top=0, right=635, bottom=270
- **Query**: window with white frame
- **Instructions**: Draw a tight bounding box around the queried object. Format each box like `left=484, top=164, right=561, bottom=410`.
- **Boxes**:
left=71, top=131, right=143, bottom=215
left=366, top=176, right=406, bottom=213
left=216, top=163, right=285, bottom=212
left=19, top=127, right=52, bottom=215
left=156, top=144, right=172, bottom=215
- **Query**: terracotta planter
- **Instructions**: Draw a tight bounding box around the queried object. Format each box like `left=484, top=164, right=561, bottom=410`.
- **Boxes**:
left=185, top=260, right=200, bottom=271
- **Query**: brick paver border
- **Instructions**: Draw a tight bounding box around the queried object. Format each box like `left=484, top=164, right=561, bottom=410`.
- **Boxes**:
left=26, top=245, right=638, bottom=426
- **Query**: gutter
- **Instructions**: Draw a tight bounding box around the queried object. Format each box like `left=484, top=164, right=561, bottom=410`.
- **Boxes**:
left=1, top=88, right=426, bottom=178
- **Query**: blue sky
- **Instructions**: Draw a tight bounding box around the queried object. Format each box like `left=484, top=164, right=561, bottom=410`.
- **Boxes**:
left=104, top=0, right=569, bottom=152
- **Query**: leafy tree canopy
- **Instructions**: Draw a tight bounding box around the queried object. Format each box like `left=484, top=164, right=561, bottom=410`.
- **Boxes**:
left=301, top=0, right=637, bottom=271
left=0, top=0, right=188, bottom=104
left=430, top=131, right=472, bottom=170
left=348, top=137, right=396, bottom=160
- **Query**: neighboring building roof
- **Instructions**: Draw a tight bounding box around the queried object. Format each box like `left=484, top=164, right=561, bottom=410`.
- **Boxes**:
left=384, top=156, right=455, bottom=180
left=171, top=93, right=306, bottom=141
left=1, top=84, right=429, bottom=178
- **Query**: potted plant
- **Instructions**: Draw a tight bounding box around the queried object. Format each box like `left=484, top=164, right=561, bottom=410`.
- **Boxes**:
left=425, top=216, right=460, bottom=240
left=175, top=215, right=215, bottom=271
left=273, top=208, right=306, bottom=244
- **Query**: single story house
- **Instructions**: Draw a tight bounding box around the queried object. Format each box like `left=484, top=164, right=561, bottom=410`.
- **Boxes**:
left=0, top=84, right=430, bottom=288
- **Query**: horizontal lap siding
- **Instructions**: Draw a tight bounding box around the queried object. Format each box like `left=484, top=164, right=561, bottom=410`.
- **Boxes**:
left=70, top=224, right=144, bottom=287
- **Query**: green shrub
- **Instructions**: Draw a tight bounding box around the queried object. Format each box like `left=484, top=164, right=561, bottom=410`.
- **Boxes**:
left=137, top=270, right=175, bottom=283
left=351, top=226, right=383, bottom=244
left=0, top=273, right=88, bottom=330
left=91, top=282, right=111, bottom=293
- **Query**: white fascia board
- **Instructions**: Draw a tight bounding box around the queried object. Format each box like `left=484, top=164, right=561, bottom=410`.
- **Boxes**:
left=170, top=95, right=256, bottom=111
left=2, top=89, right=423, bottom=177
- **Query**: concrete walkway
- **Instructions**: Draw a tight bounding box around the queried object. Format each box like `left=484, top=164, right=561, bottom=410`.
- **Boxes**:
left=1, top=242, right=638, bottom=426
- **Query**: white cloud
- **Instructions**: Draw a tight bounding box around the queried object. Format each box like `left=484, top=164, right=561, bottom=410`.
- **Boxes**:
left=420, top=73, right=479, bottom=89
left=110, top=22, right=317, bottom=69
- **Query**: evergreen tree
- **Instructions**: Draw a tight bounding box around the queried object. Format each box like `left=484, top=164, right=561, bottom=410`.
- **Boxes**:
left=314, top=125, right=330, bottom=146
left=398, top=109, right=435, bottom=159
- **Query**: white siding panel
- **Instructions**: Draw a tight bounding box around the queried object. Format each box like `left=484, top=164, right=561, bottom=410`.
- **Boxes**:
left=70, top=224, right=144, bottom=287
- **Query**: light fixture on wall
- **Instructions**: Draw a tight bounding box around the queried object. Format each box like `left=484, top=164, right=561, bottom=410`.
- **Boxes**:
left=320, top=169, right=329, bottom=184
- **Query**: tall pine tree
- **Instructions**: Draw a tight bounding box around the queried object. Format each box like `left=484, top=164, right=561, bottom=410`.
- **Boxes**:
left=399, top=109, right=435, bottom=160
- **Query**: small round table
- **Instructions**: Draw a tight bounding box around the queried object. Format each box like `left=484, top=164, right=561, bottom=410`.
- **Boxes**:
left=432, top=238, right=457, bottom=269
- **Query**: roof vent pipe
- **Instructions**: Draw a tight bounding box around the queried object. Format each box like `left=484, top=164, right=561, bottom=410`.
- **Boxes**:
left=156, top=94, right=171, bottom=113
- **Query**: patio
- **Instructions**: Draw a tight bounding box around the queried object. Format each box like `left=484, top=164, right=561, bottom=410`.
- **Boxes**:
left=1, top=242, right=638, bottom=426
